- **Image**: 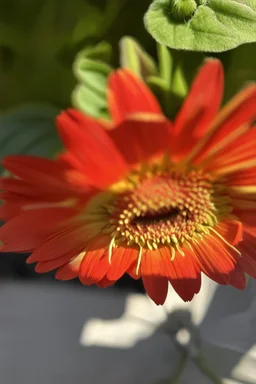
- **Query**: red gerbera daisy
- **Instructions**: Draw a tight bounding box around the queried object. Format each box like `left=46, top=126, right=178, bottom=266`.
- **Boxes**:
left=0, top=59, right=256, bottom=305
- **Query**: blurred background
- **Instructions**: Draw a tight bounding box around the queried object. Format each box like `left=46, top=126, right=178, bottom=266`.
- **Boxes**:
left=0, top=1, right=256, bottom=383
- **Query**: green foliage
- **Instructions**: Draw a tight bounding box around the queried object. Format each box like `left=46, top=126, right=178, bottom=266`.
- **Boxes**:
left=0, top=104, right=61, bottom=167
left=0, top=0, right=151, bottom=111
left=145, top=0, right=256, bottom=52
left=72, top=42, right=112, bottom=119
left=119, top=36, right=158, bottom=79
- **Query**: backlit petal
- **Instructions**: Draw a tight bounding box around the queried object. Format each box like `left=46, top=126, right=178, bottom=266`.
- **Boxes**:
left=0, top=208, right=76, bottom=252
left=171, top=59, right=223, bottom=160
left=108, top=69, right=162, bottom=124
left=109, top=117, right=172, bottom=165
left=190, top=85, right=256, bottom=164
left=57, top=109, right=128, bottom=187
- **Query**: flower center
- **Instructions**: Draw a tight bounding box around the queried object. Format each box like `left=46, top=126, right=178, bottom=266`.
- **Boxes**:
left=132, top=207, right=180, bottom=226
left=109, top=167, right=223, bottom=252
left=82, top=161, right=231, bottom=265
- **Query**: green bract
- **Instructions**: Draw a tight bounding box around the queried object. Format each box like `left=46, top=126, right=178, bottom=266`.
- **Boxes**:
left=120, top=36, right=158, bottom=79
left=72, top=42, right=112, bottom=120
left=145, top=0, right=256, bottom=52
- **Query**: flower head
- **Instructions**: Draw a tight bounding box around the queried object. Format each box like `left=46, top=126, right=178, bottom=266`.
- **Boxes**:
left=0, top=59, right=256, bottom=305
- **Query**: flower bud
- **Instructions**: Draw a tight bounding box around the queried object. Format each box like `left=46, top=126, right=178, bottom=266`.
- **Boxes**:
left=166, top=0, right=197, bottom=22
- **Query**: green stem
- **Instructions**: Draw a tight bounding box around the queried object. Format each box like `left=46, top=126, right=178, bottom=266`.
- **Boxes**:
left=157, top=43, right=172, bottom=87
left=156, top=43, right=174, bottom=116
left=193, top=354, right=224, bottom=384
left=168, top=352, right=188, bottom=384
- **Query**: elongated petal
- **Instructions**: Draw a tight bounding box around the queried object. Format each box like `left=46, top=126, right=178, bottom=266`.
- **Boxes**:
left=79, top=237, right=110, bottom=285
left=108, top=69, right=162, bottom=124
left=2, top=156, right=78, bottom=195
left=35, top=253, right=74, bottom=273
left=216, top=220, right=243, bottom=246
left=228, top=265, right=246, bottom=289
left=109, top=117, right=172, bottom=165
left=160, top=247, right=201, bottom=301
left=192, top=233, right=240, bottom=285
left=0, top=177, right=79, bottom=202
left=237, top=228, right=256, bottom=279
left=233, top=210, right=256, bottom=228
left=191, top=85, right=256, bottom=164
left=225, top=166, right=256, bottom=187
left=203, top=127, right=256, bottom=175
left=0, top=202, right=22, bottom=220
left=107, top=247, right=137, bottom=281
left=27, top=224, right=86, bottom=263
left=57, top=109, right=128, bottom=187
left=55, top=252, right=86, bottom=280
left=142, top=275, right=168, bottom=306
left=172, top=59, right=223, bottom=160
left=97, top=276, right=115, bottom=288
left=0, top=208, right=76, bottom=252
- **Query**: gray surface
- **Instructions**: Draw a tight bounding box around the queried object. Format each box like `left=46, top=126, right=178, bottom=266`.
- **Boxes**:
left=0, top=279, right=255, bottom=384
left=0, top=281, right=174, bottom=384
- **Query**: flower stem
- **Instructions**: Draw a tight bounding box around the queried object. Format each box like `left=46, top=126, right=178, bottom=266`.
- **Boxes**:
left=193, top=354, right=224, bottom=384
left=168, top=352, right=188, bottom=384
left=157, top=43, right=173, bottom=87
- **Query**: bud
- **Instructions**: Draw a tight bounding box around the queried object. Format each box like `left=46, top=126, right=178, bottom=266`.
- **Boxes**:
left=166, top=0, right=197, bottom=22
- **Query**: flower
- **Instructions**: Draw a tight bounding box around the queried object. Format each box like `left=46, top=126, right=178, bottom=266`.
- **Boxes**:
left=0, top=59, right=256, bottom=305
left=81, top=276, right=256, bottom=383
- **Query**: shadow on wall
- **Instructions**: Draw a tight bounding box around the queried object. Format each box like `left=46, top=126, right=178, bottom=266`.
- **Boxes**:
left=0, top=277, right=255, bottom=384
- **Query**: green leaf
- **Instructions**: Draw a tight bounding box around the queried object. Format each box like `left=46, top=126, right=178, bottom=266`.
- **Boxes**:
left=72, top=47, right=112, bottom=119
left=145, top=0, right=256, bottom=52
left=0, top=104, right=61, bottom=168
left=75, top=41, right=112, bottom=63
left=119, top=36, right=157, bottom=79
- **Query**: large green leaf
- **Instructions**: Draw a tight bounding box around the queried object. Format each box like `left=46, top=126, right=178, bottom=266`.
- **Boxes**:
left=145, top=0, right=256, bottom=52
left=0, top=104, right=61, bottom=169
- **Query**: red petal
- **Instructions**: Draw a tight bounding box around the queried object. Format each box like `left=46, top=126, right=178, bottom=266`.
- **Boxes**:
left=233, top=210, right=256, bottom=228
left=142, top=275, right=168, bottom=305
left=0, top=208, right=75, bottom=252
left=35, top=253, right=74, bottom=273
left=0, top=202, right=22, bottom=220
left=109, top=117, right=172, bottom=165
left=171, top=59, right=223, bottom=160
left=55, top=252, right=86, bottom=280
left=202, top=127, right=256, bottom=175
left=107, top=69, right=162, bottom=124
left=3, top=156, right=74, bottom=192
left=191, top=85, right=256, bottom=164
left=228, top=265, right=246, bottom=290
left=126, top=260, right=141, bottom=280
left=192, top=233, right=239, bottom=285
left=160, top=247, right=201, bottom=301
left=141, top=247, right=201, bottom=303
left=57, top=109, right=128, bottom=187
left=216, top=220, right=243, bottom=246
left=237, top=226, right=256, bottom=279
left=107, top=247, right=137, bottom=281
left=225, top=166, right=256, bottom=187
left=27, top=223, right=86, bottom=263
left=79, top=237, right=110, bottom=285
left=97, top=276, right=115, bottom=288
left=0, top=177, right=75, bottom=202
